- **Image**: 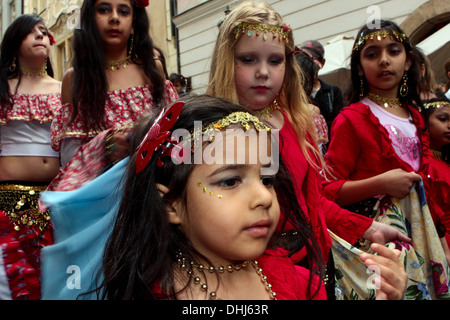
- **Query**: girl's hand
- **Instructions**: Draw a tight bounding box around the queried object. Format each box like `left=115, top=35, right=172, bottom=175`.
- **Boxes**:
left=360, top=243, right=407, bottom=300
left=363, top=221, right=411, bottom=244
left=379, top=169, right=422, bottom=199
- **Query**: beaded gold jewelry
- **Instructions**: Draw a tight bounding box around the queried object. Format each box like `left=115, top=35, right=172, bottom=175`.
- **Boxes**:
left=432, top=149, right=443, bottom=161
left=19, top=65, right=47, bottom=77
left=177, top=252, right=277, bottom=300
left=234, top=22, right=291, bottom=43
left=399, top=73, right=409, bottom=97
left=0, top=184, right=50, bottom=232
left=353, top=30, right=408, bottom=51
left=367, top=92, right=402, bottom=110
left=423, top=101, right=450, bottom=110
left=192, top=111, right=271, bottom=146
left=105, top=55, right=132, bottom=71
left=254, top=98, right=280, bottom=121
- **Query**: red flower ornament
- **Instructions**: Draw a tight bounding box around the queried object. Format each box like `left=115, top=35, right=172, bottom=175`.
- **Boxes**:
left=134, top=0, right=149, bottom=8
left=135, top=101, right=184, bottom=173
left=48, top=32, right=56, bottom=46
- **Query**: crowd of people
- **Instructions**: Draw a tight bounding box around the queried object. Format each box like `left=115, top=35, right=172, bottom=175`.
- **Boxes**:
left=0, top=0, right=449, bottom=301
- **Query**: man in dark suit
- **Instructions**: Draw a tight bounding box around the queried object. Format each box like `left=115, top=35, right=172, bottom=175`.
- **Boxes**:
left=300, top=40, right=345, bottom=141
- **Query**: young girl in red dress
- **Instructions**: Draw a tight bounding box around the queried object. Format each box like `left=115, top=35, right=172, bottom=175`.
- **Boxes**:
left=89, top=95, right=394, bottom=300
left=421, top=97, right=450, bottom=258
left=49, top=0, right=178, bottom=191
left=323, top=20, right=450, bottom=299
left=206, top=1, right=408, bottom=300
left=0, top=14, right=60, bottom=300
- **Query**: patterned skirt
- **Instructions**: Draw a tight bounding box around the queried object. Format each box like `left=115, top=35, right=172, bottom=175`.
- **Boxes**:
left=0, top=182, right=53, bottom=300
left=331, top=181, right=450, bottom=300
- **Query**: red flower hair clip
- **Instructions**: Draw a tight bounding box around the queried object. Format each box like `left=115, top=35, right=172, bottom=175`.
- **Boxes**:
left=134, top=0, right=150, bottom=8
left=135, top=101, right=184, bottom=173
left=48, top=32, right=56, bottom=46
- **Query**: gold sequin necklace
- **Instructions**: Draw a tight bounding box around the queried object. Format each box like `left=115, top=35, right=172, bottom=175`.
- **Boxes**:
left=105, top=55, right=132, bottom=71
left=432, top=149, right=443, bottom=161
left=368, top=92, right=402, bottom=110
left=19, top=66, right=47, bottom=77
left=255, top=98, right=281, bottom=121
left=177, top=254, right=277, bottom=300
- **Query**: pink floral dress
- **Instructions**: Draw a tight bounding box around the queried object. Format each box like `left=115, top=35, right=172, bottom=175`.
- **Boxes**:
left=48, top=81, right=178, bottom=191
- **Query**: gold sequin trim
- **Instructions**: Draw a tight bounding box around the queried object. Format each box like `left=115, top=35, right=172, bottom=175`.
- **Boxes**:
left=0, top=184, right=50, bottom=232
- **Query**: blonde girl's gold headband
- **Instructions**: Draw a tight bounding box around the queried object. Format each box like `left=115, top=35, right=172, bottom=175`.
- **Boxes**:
left=353, top=30, right=408, bottom=51
left=234, top=22, right=291, bottom=43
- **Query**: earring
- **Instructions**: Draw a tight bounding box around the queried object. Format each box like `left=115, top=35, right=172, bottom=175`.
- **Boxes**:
left=360, top=78, right=365, bottom=100
left=9, top=57, right=16, bottom=72
left=128, top=34, right=134, bottom=56
left=399, top=73, right=408, bottom=97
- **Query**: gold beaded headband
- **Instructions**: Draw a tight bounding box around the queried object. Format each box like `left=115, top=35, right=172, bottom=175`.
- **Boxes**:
left=147, top=110, right=272, bottom=167
left=423, top=101, right=450, bottom=110
left=136, top=103, right=272, bottom=171
left=234, top=22, right=291, bottom=43
left=353, top=30, right=408, bottom=51
left=192, top=111, right=271, bottom=145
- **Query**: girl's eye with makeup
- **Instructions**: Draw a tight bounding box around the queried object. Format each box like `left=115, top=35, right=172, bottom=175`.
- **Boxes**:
left=97, top=6, right=110, bottom=13
left=35, top=27, right=48, bottom=36
left=236, top=55, right=256, bottom=64
left=218, top=177, right=241, bottom=188
left=389, top=46, right=403, bottom=55
left=269, top=56, right=284, bottom=65
left=363, top=49, right=377, bottom=58
left=261, top=176, right=275, bottom=187
left=119, top=8, right=131, bottom=15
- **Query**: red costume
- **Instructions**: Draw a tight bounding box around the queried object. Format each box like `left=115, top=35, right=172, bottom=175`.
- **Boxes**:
left=277, top=110, right=372, bottom=263
left=322, top=102, right=442, bottom=225
left=423, top=157, right=450, bottom=244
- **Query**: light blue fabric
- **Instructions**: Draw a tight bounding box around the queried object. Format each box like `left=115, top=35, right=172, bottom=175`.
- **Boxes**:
left=40, top=157, right=129, bottom=300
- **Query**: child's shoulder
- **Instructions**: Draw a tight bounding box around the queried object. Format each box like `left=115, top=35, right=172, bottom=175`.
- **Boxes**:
left=337, top=101, right=372, bottom=120
left=343, top=101, right=370, bottom=111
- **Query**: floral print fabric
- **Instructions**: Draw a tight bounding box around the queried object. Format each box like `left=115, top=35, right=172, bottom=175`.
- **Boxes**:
left=0, top=93, right=61, bottom=125
left=47, top=82, right=178, bottom=191
left=51, top=83, right=178, bottom=151
left=331, top=181, right=450, bottom=300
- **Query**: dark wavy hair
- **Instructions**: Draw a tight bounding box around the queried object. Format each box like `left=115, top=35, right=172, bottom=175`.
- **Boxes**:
left=69, top=0, right=165, bottom=134
left=91, top=95, right=324, bottom=300
left=0, top=14, right=54, bottom=110
left=347, top=20, right=421, bottom=107
left=422, top=96, right=450, bottom=163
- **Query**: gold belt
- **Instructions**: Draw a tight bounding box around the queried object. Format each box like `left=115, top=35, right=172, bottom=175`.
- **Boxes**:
left=0, top=184, right=50, bottom=232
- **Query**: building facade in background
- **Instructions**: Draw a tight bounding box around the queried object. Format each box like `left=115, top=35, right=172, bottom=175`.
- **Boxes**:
left=0, top=0, right=178, bottom=81
left=173, top=0, right=450, bottom=94
left=1, top=0, right=448, bottom=90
